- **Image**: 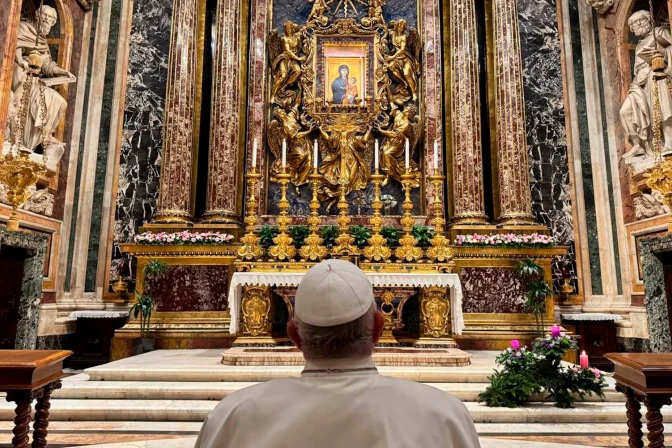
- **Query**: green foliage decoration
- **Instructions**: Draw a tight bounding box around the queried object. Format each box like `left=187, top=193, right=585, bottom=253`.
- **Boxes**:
left=380, top=226, right=400, bottom=248
left=289, top=225, right=311, bottom=249
left=517, top=258, right=552, bottom=337
left=349, top=225, right=372, bottom=249
left=259, top=225, right=280, bottom=250
left=411, top=225, right=435, bottom=248
left=320, top=226, right=340, bottom=249
left=130, top=259, right=168, bottom=339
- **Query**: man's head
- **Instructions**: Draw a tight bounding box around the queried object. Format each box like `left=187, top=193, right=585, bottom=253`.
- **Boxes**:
left=35, top=5, right=58, bottom=37
left=288, top=260, right=384, bottom=359
left=629, top=11, right=653, bottom=37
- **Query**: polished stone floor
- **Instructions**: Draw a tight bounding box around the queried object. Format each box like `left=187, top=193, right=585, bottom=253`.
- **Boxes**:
left=0, top=349, right=666, bottom=447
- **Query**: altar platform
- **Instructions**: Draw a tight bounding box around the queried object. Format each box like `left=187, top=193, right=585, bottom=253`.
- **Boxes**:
left=0, top=349, right=658, bottom=447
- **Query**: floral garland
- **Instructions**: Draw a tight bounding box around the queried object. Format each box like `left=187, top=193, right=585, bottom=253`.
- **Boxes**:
left=454, top=232, right=555, bottom=248
left=134, top=231, right=234, bottom=245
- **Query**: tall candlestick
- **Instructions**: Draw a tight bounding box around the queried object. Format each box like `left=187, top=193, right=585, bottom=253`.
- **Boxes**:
left=282, top=139, right=287, bottom=169
left=433, top=140, right=439, bottom=171
left=375, top=139, right=379, bottom=170
left=405, top=138, right=410, bottom=170
left=252, top=139, right=257, bottom=169
left=314, top=139, right=319, bottom=169
left=579, top=351, right=589, bottom=369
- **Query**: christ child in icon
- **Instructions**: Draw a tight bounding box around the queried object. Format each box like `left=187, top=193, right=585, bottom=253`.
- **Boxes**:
left=343, top=77, right=359, bottom=104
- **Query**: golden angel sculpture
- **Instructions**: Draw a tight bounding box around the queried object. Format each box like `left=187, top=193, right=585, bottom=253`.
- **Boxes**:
left=268, top=102, right=315, bottom=189
left=377, top=104, right=421, bottom=186
left=268, top=21, right=305, bottom=104
left=386, top=19, right=421, bottom=105
left=318, top=121, right=373, bottom=201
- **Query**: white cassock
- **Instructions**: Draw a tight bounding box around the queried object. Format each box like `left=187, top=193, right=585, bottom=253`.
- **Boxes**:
left=195, top=356, right=481, bottom=448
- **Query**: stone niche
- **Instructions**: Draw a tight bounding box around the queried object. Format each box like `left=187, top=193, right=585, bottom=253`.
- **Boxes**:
left=640, top=235, right=672, bottom=352
left=0, top=228, right=47, bottom=349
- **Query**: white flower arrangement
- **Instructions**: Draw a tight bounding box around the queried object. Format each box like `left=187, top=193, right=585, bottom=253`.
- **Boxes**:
left=134, top=231, right=234, bottom=245
left=454, top=232, right=555, bottom=248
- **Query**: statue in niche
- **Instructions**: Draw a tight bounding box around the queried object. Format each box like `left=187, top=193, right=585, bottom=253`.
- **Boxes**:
left=8, top=5, right=73, bottom=166
left=584, top=0, right=614, bottom=15
left=317, top=118, right=372, bottom=203
left=268, top=101, right=315, bottom=190
left=376, top=104, right=421, bottom=187
left=385, top=19, right=421, bottom=104
left=619, top=11, right=672, bottom=170
left=268, top=21, right=305, bottom=104
left=635, top=189, right=670, bottom=219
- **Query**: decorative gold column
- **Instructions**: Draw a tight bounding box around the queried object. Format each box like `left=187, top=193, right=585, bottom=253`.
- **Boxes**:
left=450, top=0, right=488, bottom=224
left=202, top=0, right=247, bottom=225
left=492, top=0, right=535, bottom=226
left=154, top=0, right=199, bottom=224
left=0, top=0, right=23, bottom=144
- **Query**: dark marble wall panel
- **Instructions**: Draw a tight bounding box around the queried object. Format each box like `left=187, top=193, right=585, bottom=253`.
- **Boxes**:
left=461, top=267, right=526, bottom=314
left=518, top=0, right=577, bottom=289
left=640, top=235, right=672, bottom=353
left=144, top=265, right=230, bottom=312
left=110, top=0, right=171, bottom=280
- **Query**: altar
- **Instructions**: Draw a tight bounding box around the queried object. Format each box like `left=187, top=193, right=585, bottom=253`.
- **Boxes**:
left=109, top=0, right=570, bottom=360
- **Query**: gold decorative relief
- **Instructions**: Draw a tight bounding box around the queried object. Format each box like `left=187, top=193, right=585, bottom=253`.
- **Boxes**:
left=241, top=286, right=272, bottom=337
left=420, top=287, right=450, bottom=338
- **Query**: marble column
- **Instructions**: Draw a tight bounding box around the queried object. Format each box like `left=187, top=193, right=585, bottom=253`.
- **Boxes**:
left=492, top=0, right=535, bottom=225
left=450, top=0, right=488, bottom=224
left=154, top=0, right=199, bottom=224
left=0, top=0, right=23, bottom=144
left=202, top=0, right=245, bottom=225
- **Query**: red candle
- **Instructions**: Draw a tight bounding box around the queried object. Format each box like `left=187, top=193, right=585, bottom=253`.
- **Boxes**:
left=580, top=351, right=589, bottom=369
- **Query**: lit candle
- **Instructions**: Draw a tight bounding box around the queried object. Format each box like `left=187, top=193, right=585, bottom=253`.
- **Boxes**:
left=374, top=139, right=379, bottom=170
left=252, top=139, right=257, bottom=169
left=282, top=139, right=287, bottom=169
left=405, top=138, right=410, bottom=170
left=433, top=140, right=439, bottom=171
left=510, top=340, right=520, bottom=350
left=314, top=139, right=319, bottom=169
left=551, top=325, right=561, bottom=338
left=580, top=351, right=589, bottom=369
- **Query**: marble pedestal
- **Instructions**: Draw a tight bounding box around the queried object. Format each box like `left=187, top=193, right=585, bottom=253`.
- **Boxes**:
left=0, top=228, right=47, bottom=349
left=640, top=235, right=672, bottom=352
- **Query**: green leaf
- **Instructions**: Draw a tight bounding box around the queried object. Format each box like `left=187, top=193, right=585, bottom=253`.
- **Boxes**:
left=349, top=225, right=372, bottom=249
left=259, top=225, right=280, bottom=250
left=289, top=225, right=311, bottom=249
left=411, top=225, right=435, bottom=248
left=320, top=226, right=340, bottom=249
left=380, top=226, right=400, bottom=248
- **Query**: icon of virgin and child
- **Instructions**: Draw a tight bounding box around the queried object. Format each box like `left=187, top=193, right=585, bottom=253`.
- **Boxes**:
left=331, top=65, right=358, bottom=105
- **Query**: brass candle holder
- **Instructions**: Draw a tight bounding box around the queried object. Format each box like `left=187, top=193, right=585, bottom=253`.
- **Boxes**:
left=426, top=174, right=453, bottom=262
left=646, top=155, right=672, bottom=233
left=363, top=170, right=391, bottom=262
left=395, top=171, right=423, bottom=262
left=269, top=170, right=296, bottom=261
left=332, top=181, right=359, bottom=256
left=237, top=168, right=264, bottom=260
left=299, top=170, right=327, bottom=261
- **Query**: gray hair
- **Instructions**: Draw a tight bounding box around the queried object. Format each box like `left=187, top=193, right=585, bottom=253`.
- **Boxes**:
left=629, top=10, right=652, bottom=27
left=294, top=303, right=377, bottom=359
left=35, top=5, right=58, bottom=25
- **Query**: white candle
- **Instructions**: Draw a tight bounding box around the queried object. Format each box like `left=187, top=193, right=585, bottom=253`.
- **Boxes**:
left=405, top=138, right=410, bottom=170
left=252, top=139, right=257, bottom=169
left=374, top=139, right=379, bottom=170
left=314, top=139, right=319, bottom=169
left=433, top=140, right=439, bottom=171
left=282, top=139, right=287, bottom=168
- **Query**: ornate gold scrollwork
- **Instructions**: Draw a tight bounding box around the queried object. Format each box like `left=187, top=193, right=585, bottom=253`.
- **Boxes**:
left=241, top=286, right=272, bottom=337
left=420, top=287, right=450, bottom=338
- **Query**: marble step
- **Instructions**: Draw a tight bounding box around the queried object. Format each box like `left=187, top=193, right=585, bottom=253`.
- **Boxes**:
left=0, top=399, right=661, bottom=423
left=85, top=365, right=498, bottom=383
left=53, top=380, right=624, bottom=403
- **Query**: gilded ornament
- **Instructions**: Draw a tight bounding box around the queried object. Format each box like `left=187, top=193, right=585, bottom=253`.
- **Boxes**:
left=299, top=171, right=328, bottom=261
left=363, top=171, right=392, bottom=261
left=645, top=156, right=672, bottom=233
left=237, top=169, right=263, bottom=260
left=268, top=21, right=305, bottom=104
left=376, top=104, right=421, bottom=186
left=268, top=103, right=315, bottom=189
left=420, top=287, right=450, bottom=338
left=269, top=172, right=297, bottom=260
left=426, top=174, right=453, bottom=262
left=395, top=172, right=423, bottom=262
left=241, top=286, right=272, bottom=337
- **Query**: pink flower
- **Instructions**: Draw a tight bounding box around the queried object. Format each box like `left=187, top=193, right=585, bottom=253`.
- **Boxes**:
left=511, top=340, right=520, bottom=350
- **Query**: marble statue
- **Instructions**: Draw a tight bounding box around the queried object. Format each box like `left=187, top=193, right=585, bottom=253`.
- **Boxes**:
left=584, top=0, right=614, bottom=15
left=10, top=5, right=74, bottom=163
left=620, top=11, right=672, bottom=170
left=635, top=190, right=670, bottom=220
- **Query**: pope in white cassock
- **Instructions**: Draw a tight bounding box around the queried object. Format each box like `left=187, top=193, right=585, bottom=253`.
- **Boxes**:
left=195, top=259, right=481, bottom=448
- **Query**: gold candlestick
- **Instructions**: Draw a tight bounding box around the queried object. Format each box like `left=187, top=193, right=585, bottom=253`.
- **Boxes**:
left=300, top=170, right=327, bottom=261
left=646, top=156, right=672, bottom=233
left=237, top=168, right=264, bottom=260
left=269, top=171, right=296, bottom=261
left=395, top=171, right=423, bottom=262
left=363, top=170, right=391, bottom=262
left=332, top=181, right=359, bottom=256
left=426, top=174, right=453, bottom=262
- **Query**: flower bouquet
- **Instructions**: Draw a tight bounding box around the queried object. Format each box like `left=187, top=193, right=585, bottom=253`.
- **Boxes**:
left=134, top=231, right=234, bottom=245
